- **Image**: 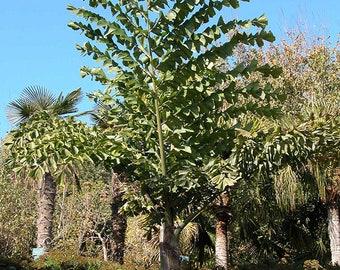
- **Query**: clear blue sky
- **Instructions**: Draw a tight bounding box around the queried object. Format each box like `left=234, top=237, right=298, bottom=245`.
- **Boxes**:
left=0, top=0, right=339, bottom=139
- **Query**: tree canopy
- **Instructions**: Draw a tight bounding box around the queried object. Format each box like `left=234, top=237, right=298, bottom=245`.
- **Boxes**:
left=69, top=0, right=282, bottom=268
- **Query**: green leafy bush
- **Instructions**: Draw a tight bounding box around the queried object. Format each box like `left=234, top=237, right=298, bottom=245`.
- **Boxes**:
left=30, top=249, right=159, bottom=270
left=0, top=176, right=37, bottom=258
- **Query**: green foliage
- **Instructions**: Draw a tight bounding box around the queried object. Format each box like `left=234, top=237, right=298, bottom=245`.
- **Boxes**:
left=30, top=249, right=158, bottom=270
left=53, top=177, right=111, bottom=255
left=228, top=32, right=340, bottom=266
left=254, top=33, right=340, bottom=205
left=0, top=177, right=37, bottom=259
left=5, top=86, right=103, bottom=187
left=69, top=0, right=281, bottom=234
left=231, top=117, right=309, bottom=179
left=6, top=113, right=101, bottom=185
left=0, top=147, right=37, bottom=259
left=32, top=250, right=102, bottom=269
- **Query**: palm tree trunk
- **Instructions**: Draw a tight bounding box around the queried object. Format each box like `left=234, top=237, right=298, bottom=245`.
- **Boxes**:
left=108, top=173, right=127, bottom=264
left=328, top=203, right=340, bottom=265
left=36, top=173, right=57, bottom=252
left=160, top=215, right=180, bottom=270
left=215, top=193, right=231, bottom=270
left=215, top=214, right=228, bottom=269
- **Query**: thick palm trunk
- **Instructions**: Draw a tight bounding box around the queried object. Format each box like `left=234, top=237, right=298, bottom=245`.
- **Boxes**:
left=215, top=214, right=228, bottom=269
left=108, top=173, right=127, bottom=264
left=328, top=203, right=340, bottom=265
left=215, top=193, right=231, bottom=270
left=160, top=217, right=180, bottom=270
left=36, top=173, right=57, bottom=252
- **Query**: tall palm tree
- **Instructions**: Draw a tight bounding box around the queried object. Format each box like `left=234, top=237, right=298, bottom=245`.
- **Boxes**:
left=6, top=86, right=82, bottom=253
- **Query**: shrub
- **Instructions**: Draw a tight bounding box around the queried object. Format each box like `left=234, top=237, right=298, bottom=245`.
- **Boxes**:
left=29, top=249, right=159, bottom=270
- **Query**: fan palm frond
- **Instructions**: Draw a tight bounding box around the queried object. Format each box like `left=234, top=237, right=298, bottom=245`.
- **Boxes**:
left=6, top=98, right=36, bottom=125
left=53, top=88, right=82, bottom=115
left=6, top=86, right=56, bottom=125
left=21, top=85, right=57, bottom=110
left=6, top=86, right=83, bottom=126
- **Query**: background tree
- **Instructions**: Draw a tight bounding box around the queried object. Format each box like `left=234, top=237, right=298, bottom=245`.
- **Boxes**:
left=5, top=86, right=97, bottom=253
left=90, top=101, right=128, bottom=264
left=231, top=32, right=340, bottom=266
left=224, top=116, right=310, bottom=264
left=0, top=139, right=37, bottom=258
left=69, top=0, right=281, bottom=268
left=259, top=33, right=340, bottom=266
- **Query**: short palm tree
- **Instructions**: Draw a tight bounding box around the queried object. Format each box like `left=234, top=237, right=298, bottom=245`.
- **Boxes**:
left=6, top=86, right=82, bottom=253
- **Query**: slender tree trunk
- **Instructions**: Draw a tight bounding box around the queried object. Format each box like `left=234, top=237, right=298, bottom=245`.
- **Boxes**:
left=328, top=203, right=340, bottom=265
left=215, top=193, right=231, bottom=270
left=36, top=172, right=57, bottom=252
left=160, top=216, right=180, bottom=270
left=94, top=230, right=108, bottom=261
left=108, top=173, right=127, bottom=264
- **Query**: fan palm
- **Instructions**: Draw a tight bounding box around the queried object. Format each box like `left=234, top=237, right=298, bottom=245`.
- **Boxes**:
left=6, top=86, right=82, bottom=253
left=6, top=86, right=82, bottom=125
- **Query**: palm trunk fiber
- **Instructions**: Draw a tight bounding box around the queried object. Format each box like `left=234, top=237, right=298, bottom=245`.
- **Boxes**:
left=215, top=193, right=231, bottom=270
left=36, top=173, right=57, bottom=252
left=328, top=204, right=340, bottom=265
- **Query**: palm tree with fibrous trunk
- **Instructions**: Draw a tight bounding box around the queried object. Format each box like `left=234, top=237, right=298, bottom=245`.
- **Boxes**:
left=6, top=86, right=82, bottom=253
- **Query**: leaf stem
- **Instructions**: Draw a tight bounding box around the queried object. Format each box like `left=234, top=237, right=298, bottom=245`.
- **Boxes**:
left=146, top=2, right=167, bottom=177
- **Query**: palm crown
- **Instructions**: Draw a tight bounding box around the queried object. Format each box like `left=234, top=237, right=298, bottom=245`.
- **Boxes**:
left=6, top=86, right=82, bottom=125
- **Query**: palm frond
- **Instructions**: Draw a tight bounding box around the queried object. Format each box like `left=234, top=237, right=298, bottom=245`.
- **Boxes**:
left=6, top=86, right=83, bottom=125
left=6, top=98, right=35, bottom=125
left=179, top=221, right=200, bottom=254
left=21, top=85, right=56, bottom=110
left=53, top=88, right=82, bottom=115
left=6, top=86, right=56, bottom=125
left=274, top=164, right=306, bottom=212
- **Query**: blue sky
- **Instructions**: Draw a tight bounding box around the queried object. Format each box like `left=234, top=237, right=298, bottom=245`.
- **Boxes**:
left=0, top=0, right=339, bottom=139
